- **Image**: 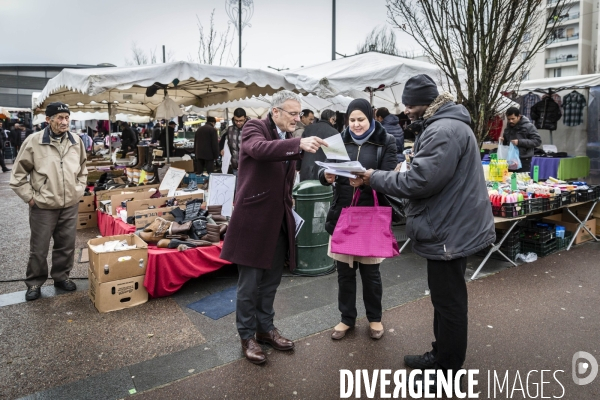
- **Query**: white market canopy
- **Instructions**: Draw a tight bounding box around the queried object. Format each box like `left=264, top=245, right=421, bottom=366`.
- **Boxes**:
left=187, top=93, right=354, bottom=119
left=285, top=52, right=466, bottom=113
left=34, top=61, right=296, bottom=117
left=518, top=73, right=600, bottom=93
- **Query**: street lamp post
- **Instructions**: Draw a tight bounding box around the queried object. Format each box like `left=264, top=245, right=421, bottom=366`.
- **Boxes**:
left=225, top=0, right=254, bottom=67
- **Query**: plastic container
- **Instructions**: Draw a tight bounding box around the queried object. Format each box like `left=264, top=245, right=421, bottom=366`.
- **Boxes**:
left=555, top=226, right=565, bottom=239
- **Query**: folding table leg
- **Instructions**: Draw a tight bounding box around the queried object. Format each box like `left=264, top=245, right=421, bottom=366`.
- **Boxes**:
left=399, top=238, right=411, bottom=254
left=471, top=219, right=520, bottom=280
left=565, top=200, right=599, bottom=251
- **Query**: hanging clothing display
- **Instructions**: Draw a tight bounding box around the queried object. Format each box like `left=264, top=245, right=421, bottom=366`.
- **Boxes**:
left=542, top=93, right=562, bottom=108
left=520, top=92, right=541, bottom=120
left=487, top=115, right=504, bottom=141
left=562, top=91, right=587, bottom=127
left=531, top=97, right=562, bottom=131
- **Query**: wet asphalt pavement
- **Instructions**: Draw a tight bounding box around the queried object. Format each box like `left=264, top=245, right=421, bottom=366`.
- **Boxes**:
left=1, top=160, right=599, bottom=399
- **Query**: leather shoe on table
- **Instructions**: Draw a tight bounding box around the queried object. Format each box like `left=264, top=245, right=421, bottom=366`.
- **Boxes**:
left=256, top=328, right=295, bottom=351
left=241, top=337, right=266, bottom=364
left=25, top=285, right=41, bottom=301
left=54, top=279, right=77, bottom=291
left=404, top=351, right=436, bottom=369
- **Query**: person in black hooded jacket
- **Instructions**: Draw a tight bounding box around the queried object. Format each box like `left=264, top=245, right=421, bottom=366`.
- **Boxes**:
left=318, top=98, right=397, bottom=342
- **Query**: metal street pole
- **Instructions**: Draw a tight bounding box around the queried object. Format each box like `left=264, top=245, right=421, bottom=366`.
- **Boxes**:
left=238, top=0, right=242, bottom=67
left=163, top=45, right=166, bottom=63
left=332, top=0, right=336, bottom=60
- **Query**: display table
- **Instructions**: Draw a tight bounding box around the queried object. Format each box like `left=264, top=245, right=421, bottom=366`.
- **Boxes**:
left=95, top=210, right=231, bottom=297
left=530, top=156, right=590, bottom=180
left=97, top=210, right=136, bottom=236
left=144, top=243, right=231, bottom=297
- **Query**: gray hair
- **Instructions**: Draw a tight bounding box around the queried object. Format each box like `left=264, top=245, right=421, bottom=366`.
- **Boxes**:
left=269, top=90, right=302, bottom=114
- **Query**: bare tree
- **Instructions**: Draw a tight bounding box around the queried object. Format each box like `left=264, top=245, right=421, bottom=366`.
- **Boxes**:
left=196, top=9, right=235, bottom=65
left=128, top=42, right=149, bottom=65
left=126, top=43, right=175, bottom=65
left=357, top=26, right=400, bottom=56
left=387, top=0, right=572, bottom=143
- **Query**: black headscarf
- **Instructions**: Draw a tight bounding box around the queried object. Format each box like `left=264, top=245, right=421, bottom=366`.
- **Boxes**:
left=346, top=98, right=373, bottom=121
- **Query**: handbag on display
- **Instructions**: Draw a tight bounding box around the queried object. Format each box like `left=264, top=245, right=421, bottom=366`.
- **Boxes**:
left=331, top=189, right=399, bottom=258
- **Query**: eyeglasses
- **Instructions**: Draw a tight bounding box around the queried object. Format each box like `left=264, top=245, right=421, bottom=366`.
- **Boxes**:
left=276, top=107, right=303, bottom=117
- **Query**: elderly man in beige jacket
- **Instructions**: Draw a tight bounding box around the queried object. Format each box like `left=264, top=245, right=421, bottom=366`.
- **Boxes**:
left=10, top=102, right=87, bottom=301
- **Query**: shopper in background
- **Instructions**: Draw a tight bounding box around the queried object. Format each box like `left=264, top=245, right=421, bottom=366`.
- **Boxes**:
left=498, top=107, right=541, bottom=173
left=319, top=99, right=397, bottom=341
left=219, top=108, right=247, bottom=176
left=0, top=121, right=11, bottom=172
left=358, top=74, right=495, bottom=393
left=376, top=107, right=405, bottom=162
left=297, top=109, right=339, bottom=181
left=194, top=116, right=219, bottom=174
left=119, top=122, right=138, bottom=158
left=159, top=121, right=176, bottom=156
left=293, top=108, right=315, bottom=138
left=10, top=102, right=88, bottom=301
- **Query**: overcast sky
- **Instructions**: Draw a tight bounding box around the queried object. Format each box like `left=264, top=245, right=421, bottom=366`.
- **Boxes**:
left=4, top=0, right=419, bottom=70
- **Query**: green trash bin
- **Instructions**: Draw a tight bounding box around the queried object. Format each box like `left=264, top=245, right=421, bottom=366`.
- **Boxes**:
left=292, top=180, right=335, bottom=275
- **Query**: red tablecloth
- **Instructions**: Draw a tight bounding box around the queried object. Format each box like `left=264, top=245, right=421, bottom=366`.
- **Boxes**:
left=96, top=211, right=231, bottom=297
left=97, top=210, right=136, bottom=236
left=144, top=242, right=231, bottom=297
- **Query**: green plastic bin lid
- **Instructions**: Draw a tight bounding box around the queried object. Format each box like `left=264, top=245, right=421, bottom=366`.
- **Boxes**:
left=293, top=180, right=332, bottom=196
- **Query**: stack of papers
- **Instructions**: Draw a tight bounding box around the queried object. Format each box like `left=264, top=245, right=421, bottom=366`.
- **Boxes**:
left=315, top=161, right=366, bottom=179
left=316, top=134, right=365, bottom=178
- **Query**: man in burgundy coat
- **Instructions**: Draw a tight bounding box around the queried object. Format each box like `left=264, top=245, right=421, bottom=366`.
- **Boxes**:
left=221, top=91, right=327, bottom=364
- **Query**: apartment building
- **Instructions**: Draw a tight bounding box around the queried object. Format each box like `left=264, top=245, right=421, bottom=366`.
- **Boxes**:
left=528, top=0, right=598, bottom=80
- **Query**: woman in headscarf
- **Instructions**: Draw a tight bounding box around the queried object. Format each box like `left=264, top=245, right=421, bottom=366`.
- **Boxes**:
left=319, top=99, right=398, bottom=340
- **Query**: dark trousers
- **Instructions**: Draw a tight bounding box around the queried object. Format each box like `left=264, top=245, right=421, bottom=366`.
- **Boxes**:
left=427, top=257, right=468, bottom=371
left=0, top=149, right=8, bottom=171
left=337, top=261, right=383, bottom=326
left=196, top=159, right=214, bottom=174
left=236, top=229, right=288, bottom=340
left=119, top=144, right=135, bottom=158
left=26, top=203, right=79, bottom=287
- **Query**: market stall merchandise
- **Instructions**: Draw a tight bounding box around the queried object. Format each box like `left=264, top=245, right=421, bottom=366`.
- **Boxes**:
left=530, top=156, right=590, bottom=180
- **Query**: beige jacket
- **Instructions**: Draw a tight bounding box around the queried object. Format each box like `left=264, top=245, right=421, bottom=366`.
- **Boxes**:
left=10, top=128, right=88, bottom=209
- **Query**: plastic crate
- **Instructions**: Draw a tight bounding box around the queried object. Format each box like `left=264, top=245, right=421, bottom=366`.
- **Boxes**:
left=558, top=191, right=572, bottom=206
left=528, top=197, right=548, bottom=214
left=521, top=239, right=557, bottom=257
left=491, top=200, right=529, bottom=218
left=547, top=196, right=562, bottom=210
left=556, top=231, right=574, bottom=252
left=496, top=228, right=521, bottom=246
left=499, top=242, right=521, bottom=261
left=575, top=188, right=597, bottom=202
left=520, top=224, right=556, bottom=243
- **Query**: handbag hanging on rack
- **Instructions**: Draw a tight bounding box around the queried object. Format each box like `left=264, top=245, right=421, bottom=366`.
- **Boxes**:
left=331, top=189, right=400, bottom=258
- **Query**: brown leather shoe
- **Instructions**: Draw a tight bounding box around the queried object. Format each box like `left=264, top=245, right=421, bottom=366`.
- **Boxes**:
left=256, top=328, right=294, bottom=351
left=369, top=328, right=384, bottom=340
left=241, top=337, right=266, bottom=364
left=331, top=325, right=354, bottom=340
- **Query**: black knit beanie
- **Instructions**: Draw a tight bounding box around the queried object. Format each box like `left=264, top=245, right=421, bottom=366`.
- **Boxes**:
left=345, top=98, right=373, bottom=121
left=402, top=74, right=439, bottom=106
left=45, top=102, right=70, bottom=117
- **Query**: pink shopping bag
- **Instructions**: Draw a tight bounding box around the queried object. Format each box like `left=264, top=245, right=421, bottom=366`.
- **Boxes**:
left=331, top=189, right=399, bottom=258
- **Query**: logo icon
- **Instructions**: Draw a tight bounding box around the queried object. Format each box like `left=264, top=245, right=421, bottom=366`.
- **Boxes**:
left=572, top=351, right=598, bottom=385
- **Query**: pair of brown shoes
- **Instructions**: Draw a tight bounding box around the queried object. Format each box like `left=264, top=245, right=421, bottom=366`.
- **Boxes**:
left=241, top=328, right=294, bottom=364
left=331, top=325, right=384, bottom=340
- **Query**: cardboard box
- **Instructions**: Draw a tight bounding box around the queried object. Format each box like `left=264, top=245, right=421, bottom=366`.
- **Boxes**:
left=126, top=192, right=203, bottom=221
left=88, top=269, right=148, bottom=313
left=134, top=206, right=182, bottom=228
left=87, top=234, right=148, bottom=282
left=78, top=195, right=96, bottom=213
left=170, top=160, right=195, bottom=172
left=110, top=190, right=167, bottom=216
left=542, top=214, right=597, bottom=245
left=77, top=212, right=98, bottom=229
left=96, top=184, right=161, bottom=207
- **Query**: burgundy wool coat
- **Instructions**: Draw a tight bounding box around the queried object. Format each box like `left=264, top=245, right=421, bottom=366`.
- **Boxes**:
left=220, top=114, right=303, bottom=270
